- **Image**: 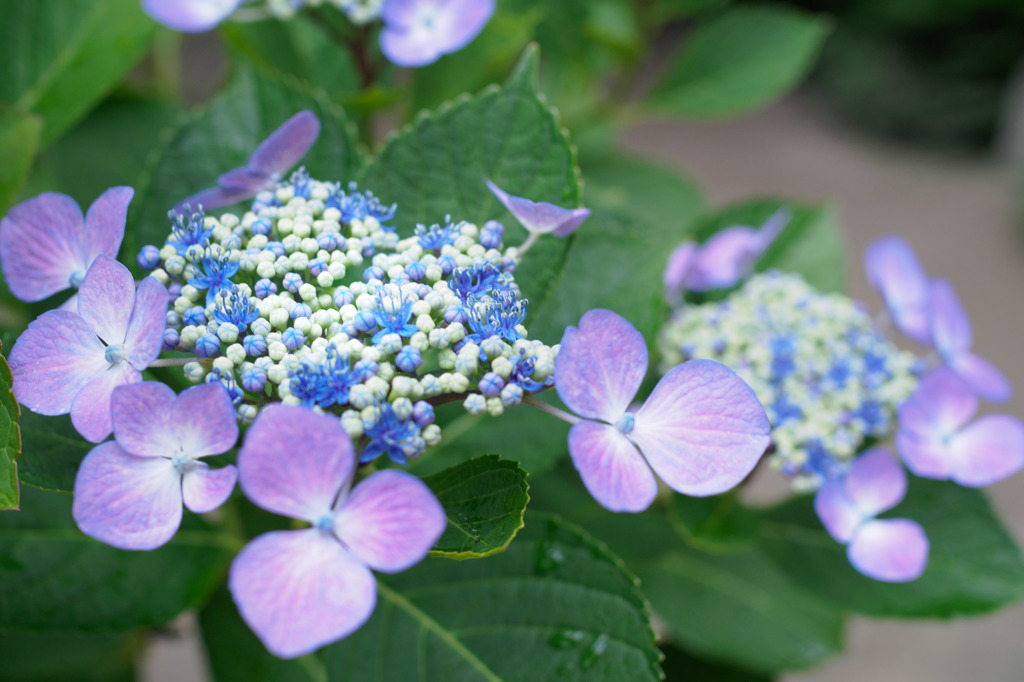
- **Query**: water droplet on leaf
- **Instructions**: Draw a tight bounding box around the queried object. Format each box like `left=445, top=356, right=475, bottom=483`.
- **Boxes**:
left=548, top=628, right=585, bottom=649
left=580, top=633, right=609, bottom=670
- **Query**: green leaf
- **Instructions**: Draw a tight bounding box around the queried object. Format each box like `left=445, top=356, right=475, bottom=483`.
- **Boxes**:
left=130, top=66, right=364, bottom=260
left=200, top=586, right=325, bottom=682
left=759, top=478, right=1024, bottom=618
left=0, top=108, right=42, bottom=214
left=650, top=6, right=830, bottom=118
left=17, top=412, right=89, bottom=494
left=0, top=0, right=156, bottom=144
left=0, top=630, right=141, bottom=682
left=359, top=45, right=581, bottom=307
left=660, top=642, right=773, bottom=682
left=0, top=345, right=20, bottom=510
left=323, top=514, right=662, bottom=681
left=422, top=455, right=530, bottom=559
left=0, top=486, right=236, bottom=632
left=670, top=492, right=756, bottom=551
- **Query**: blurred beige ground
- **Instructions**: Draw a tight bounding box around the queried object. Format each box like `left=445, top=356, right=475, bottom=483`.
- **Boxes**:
left=144, top=95, right=1024, bottom=681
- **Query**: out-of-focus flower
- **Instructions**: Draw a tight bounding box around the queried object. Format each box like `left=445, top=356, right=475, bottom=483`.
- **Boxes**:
left=142, top=0, right=244, bottom=33
left=380, top=0, right=495, bottom=67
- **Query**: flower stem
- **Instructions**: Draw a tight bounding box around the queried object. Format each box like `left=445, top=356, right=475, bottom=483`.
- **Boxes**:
left=524, top=395, right=580, bottom=425
left=149, top=357, right=208, bottom=368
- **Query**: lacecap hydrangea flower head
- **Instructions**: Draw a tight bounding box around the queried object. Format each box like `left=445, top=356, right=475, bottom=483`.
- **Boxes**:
left=1, top=109, right=780, bottom=657
left=659, top=229, right=1024, bottom=582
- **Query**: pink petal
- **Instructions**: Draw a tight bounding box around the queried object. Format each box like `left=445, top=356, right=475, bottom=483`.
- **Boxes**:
left=690, top=227, right=759, bottom=290
left=949, top=415, right=1024, bottom=488
left=664, top=241, right=697, bottom=302
left=125, top=277, right=170, bottom=369
left=81, top=186, right=131, bottom=266
left=237, top=405, right=355, bottom=523
left=844, top=448, right=906, bottom=518
left=950, top=353, right=1013, bottom=404
left=8, top=310, right=107, bottom=415
left=898, top=367, right=977, bottom=439
left=864, top=236, right=930, bottom=345
left=142, top=0, right=241, bottom=32
left=814, top=479, right=862, bottom=543
left=72, top=442, right=183, bottom=550
left=71, top=365, right=141, bottom=443
left=111, top=381, right=178, bottom=457
left=183, top=462, right=238, bottom=513
left=0, top=192, right=86, bottom=301
left=632, top=359, right=771, bottom=497
left=334, top=470, right=446, bottom=573
left=895, top=431, right=954, bottom=480
left=172, top=383, right=240, bottom=458
left=229, top=530, right=376, bottom=658
left=554, top=309, right=647, bottom=422
left=248, top=111, right=321, bottom=177
left=848, top=518, right=929, bottom=582
left=567, top=420, right=657, bottom=513
left=77, top=255, right=135, bottom=346
left=929, top=278, right=972, bottom=358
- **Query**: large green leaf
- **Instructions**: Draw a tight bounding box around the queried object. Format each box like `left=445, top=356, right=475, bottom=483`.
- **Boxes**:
left=759, top=479, right=1024, bottom=618
left=323, top=515, right=662, bottom=681
left=0, top=487, right=236, bottom=632
left=0, top=108, right=42, bottom=214
left=0, top=346, right=19, bottom=510
left=660, top=642, right=773, bottom=682
left=670, top=492, right=756, bottom=551
left=423, top=455, right=530, bottom=559
left=130, top=66, right=364, bottom=259
left=650, top=6, right=830, bottom=118
left=17, top=412, right=89, bottom=494
left=0, top=630, right=141, bottom=682
left=359, top=45, right=581, bottom=307
left=0, top=0, right=156, bottom=144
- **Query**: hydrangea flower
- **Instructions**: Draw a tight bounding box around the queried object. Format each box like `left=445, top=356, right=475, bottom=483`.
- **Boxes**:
left=0, top=187, right=132, bottom=303
left=180, top=111, right=321, bottom=211
left=229, top=405, right=446, bottom=657
left=72, top=382, right=239, bottom=549
left=555, top=309, right=771, bottom=512
left=814, top=448, right=929, bottom=582
left=8, top=256, right=168, bottom=442
left=928, top=278, right=1012, bottom=403
left=896, top=368, right=1024, bottom=487
left=864, top=236, right=931, bottom=345
left=379, top=0, right=495, bottom=67
left=142, top=0, right=243, bottom=32
left=663, top=209, right=788, bottom=300
left=486, top=179, right=590, bottom=244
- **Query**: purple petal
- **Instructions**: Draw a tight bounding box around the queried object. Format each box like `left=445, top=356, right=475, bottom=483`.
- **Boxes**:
left=843, top=448, right=906, bottom=517
left=172, top=383, right=240, bottom=458
left=897, top=367, right=977, bottom=440
left=81, top=186, right=131, bottom=266
left=111, top=381, right=178, bottom=457
left=176, top=185, right=257, bottom=214
left=247, top=111, right=321, bottom=178
left=689, top=227, right=759, bottom=291
left=555, top=309, right=647, bottom=422
left=433, top=0, right=495, bottom=54
left=929, top=278, right=971, bottom=358
left=631, top=359, right=771, bottom=496
left=77, top=255, right=135, bottom=346
left=72, top=442, right=182, bottom=550
left=0, top=192, right=85, bottom=302
left=949, top=415, right=1024, bottom=488
left=334, top=470, right=446, bottom=572
left=125, top=277, right=170, bottom=369
left=141, top=0, right=241, bottom=32
left=664, top=241, right=697, bottom=302
left=380, top=0, right=494, bottom=67
left=895, top=431, right=954, bottom=480
left=183, top=462, right=238, bottom=513
left=485, top=180, right=589, bottom=237
left=568, top=420, right=657, bottom=513
left=814, top=479, right=861, bottom=543
left=754, top=208, right=790, bottom=250
left=237, top=405, right=355, bottom=523
left=217, top=166, right=272, bottom=192
left=864, top=236, right=930, bottom=344
left=71, top=365, right=141, bottom=443
left=848, top=518, right=929, bottom=582
left=8, top=310, right=106, bottom=415
left=950, top=353, right=1013, bottom=404
left=229, top=530, right=376, bottom=658
left=380, top=24, right=446, bottom=67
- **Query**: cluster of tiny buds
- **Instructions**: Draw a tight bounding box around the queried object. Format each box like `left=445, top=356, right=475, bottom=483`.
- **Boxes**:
left=139, top=172, right=558, bottom=464
left=658, top=271, right=921, bottom=491
left=265, top=0, right=385, bottom=24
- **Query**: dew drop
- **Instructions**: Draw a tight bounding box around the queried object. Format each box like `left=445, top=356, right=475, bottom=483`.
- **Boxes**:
left=548, top=628, right=585, bottom=649
left=580, top=633, right=609, bottom=670
left=534, top=539, right=566, bottom=575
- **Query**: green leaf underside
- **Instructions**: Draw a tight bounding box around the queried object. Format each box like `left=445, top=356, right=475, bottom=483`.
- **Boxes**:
left=759, top=478, right=1024, bottom=618
left=651, top=5, right=830, bottom=118
left=130, top=66, right=364, bottom=261
left=323, top=515, right=662, bottom=681
left=0, top=108, right=42, bottom=215
left=17, top=413, right=90, bottom=494
left=0, top=487, right=234, bottom=632
left=423, top=455, right=530, bottom=559
left=0, top=0, right=156, bottom=144
left=0, top=346, right=21, bottom=509
left=358, top=45, right=582, bottom=310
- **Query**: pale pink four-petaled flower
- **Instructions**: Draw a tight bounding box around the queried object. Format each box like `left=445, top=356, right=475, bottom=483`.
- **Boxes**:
left=554, top=309, right=771, bottom=513
left=229, top=405, right=446, bottom=658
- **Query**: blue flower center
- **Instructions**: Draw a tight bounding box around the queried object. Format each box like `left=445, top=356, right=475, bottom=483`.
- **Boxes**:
left=615, top=413, right=635, bottom=434
left=171, top=453, right=194, bottom=475
left=69, top=270, right=85, bottom=288
left=104, top=344, right=126, bottom=365
left=313, top=514, right=335, bottom=534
